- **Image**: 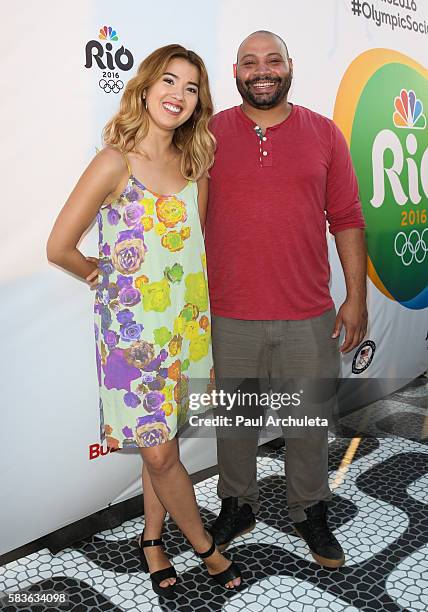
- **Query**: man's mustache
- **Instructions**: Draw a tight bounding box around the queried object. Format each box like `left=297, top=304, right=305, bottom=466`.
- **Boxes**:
left=246, top=76, right=282, bottom=86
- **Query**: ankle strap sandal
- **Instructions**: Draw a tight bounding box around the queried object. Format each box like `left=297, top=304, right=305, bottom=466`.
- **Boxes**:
left=196, top=535, right=242, bottom=589
left=138, top=531, right=177, bottom=599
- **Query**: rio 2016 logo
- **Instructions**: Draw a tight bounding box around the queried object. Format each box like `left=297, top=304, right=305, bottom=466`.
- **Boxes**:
left=334, top=50, right=428, bottom=310
left=85, top=26, right=134, bottom=94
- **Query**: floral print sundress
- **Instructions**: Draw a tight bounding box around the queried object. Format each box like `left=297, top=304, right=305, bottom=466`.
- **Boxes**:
left=94, top=156, right=213, bottom=449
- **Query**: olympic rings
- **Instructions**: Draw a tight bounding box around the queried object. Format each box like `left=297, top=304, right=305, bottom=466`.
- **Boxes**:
left=98, top=78, right=124, bottom=94
left=394, top=228, right=428, bottom=266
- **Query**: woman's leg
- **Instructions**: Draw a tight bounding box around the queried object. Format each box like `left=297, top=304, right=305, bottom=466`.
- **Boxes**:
left=140, top=438, right=241, bottom=588
left=140, top=463, right=176, bottom=587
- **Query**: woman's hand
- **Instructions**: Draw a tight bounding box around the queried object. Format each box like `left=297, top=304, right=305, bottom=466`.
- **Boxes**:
left=85, top=256, right=100, bottom=288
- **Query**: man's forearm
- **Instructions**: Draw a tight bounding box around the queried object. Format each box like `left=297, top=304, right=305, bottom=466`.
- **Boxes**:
left=334, top=228, right=367, bottom=301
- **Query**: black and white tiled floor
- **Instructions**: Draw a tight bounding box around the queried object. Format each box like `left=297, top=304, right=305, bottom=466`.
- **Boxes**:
left=1, top=380, right=427, bottom=611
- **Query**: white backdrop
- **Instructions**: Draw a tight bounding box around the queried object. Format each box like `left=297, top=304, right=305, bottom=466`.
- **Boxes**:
left=1, top=0, right=427, bottom=556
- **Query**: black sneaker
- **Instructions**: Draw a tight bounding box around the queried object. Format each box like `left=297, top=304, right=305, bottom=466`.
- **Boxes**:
left=293, top=501, right=345, bottom=568
left=208, top=497, right=256, bottom=551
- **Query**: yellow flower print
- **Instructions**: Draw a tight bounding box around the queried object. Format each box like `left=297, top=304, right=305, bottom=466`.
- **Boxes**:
left=184, top=321, right=199, bottom=340
left=135, top=274, right=149, bottom=290
left=155, top=222, right=167, bottom=236
left=189, top=334, right=210, bottom=361
left=101, top=340, right=107, bottom=364
left=161, top=231, right=184, bottom=252
left=173, top=316, right=185, bottom=335
left=184, top=272, right=208, bottom=311
left=180, top=303, right=199, bottom=322
left=141, top=197, right=155, bottom=215
left=156, top=196, right=187, bottom=228
left=140, top=278, right=171, bottom=312
left=162, top=402, right=174, bottom=417
left=141, top=216, right=154, bottom=231
left=199, top=315, right=210, bottom=330
left=164, top=384, right=173, bottom=402
left=180, top=226, right=191, bottom=240
left=201, top=253, right=207, bottom=268
left=153, top=326, right=172, bottom=347
left=168, top=334, right=183, bottom=356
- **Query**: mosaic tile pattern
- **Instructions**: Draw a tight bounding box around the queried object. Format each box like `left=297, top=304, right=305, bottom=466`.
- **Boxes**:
left=386, top=544, right=428, bottom=611
left=0, top=380, right=427, bottom=611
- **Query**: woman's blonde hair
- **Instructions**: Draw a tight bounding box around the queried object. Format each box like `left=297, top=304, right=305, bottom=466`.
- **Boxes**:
left=103, top=44, right=215, bottom=181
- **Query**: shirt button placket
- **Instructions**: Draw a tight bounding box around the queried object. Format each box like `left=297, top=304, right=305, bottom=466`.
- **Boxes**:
left=261, top=133, right=273, bottom=167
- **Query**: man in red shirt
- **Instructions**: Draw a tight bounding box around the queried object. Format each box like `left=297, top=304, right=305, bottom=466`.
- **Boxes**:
left=204, top=31, right=367, bottom=568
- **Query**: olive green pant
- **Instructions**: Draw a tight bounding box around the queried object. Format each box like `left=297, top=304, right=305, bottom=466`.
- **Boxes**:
left=211, top=308, right=340, bottom=523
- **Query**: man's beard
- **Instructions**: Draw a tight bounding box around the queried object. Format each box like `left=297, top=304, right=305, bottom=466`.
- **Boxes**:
left=236, top=72, right=292, bottom=109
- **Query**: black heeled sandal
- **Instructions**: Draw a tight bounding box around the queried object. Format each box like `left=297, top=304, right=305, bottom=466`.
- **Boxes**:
left=138, top=531, right=177, bottom=599
left=196, top=534, right=242, bottom=589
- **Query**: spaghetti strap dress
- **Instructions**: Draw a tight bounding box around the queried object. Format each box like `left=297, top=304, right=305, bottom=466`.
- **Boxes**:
left=94, top=152, right=214, bottom=449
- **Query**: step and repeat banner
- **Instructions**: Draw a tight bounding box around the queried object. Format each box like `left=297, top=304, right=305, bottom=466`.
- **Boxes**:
left=1, top=0, right=427, bottom=555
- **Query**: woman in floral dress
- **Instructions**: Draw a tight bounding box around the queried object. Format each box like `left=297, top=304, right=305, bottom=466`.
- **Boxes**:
left=47, top=44, right=241, bottom=598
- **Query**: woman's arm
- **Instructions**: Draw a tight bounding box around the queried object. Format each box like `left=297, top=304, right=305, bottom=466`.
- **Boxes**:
left=197, top=175, right=209, bottom=232
left=46, top=148, right=126, bottom=281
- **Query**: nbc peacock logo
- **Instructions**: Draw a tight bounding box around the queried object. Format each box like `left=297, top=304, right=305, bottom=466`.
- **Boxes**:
left=98, top=26, right=119, bottom=41
left=85, top=25, right=134, bottom=94
left=393, top=89, right=426, bottom=130
left=334, top=50, right=428, bottom=310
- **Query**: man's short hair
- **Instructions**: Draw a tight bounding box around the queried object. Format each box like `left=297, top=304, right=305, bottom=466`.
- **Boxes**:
left=237, top=30, right=289, bottom=61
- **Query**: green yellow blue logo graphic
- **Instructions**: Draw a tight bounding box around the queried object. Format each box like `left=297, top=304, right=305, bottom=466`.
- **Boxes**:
left=334, top=50, right=428, bottom=310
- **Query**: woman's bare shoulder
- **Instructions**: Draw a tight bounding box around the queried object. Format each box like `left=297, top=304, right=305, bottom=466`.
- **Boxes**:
left=95, top=146, right=127, bottom=173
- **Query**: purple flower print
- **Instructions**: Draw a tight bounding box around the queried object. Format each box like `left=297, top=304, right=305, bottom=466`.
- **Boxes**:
left=108, top=284, right=119, bottom=300
left=159, top=349, right=168, bottom=361
left=127, top=189, right=140, bottom=202
left=122, top=426, right=133, bottom=438
left=147, top=376, right=166, bottom=391
left=107, top=207, right=121, bottom=225
left=123, top=439, right=138, bottom=448
left=158, top=368, right=168, bottom=379
left=135, top=411, right=170, bottom=447
left=117, top=309, right=134, bottom=324
left=104, top=329, right=119, bottom=349
left=119, top=285, right=141, bottom=307
left=133, top=226, right=145, bottom=240
left=94, top=323, right=99, bottom=341
left=101, top=289, right=111, bottom=305
left=124, top=202, right=145, bottom=227
left=97, top=212, right=103, bottom=242
left=124, top=391, right=141, bottom=408
left=102, top=243, right=111, bottom=256
left=143, top=391, right=165, bottom=412
left=124, top=340, right=155, bottom=369
left=103, top=348, right=141, bottom=391
left=141, top=372, right=157, bottom=383
left=99, top=259, right=114, bottom=275
left=117, top=275, right=133, bottom=289
left=112, top=236, right=146, bottom=275
left=98, top=274, right=109, bottom=291
left=117, top=229, right=133, bottom=242
left=101, top=305, right=112, bottom=330
left=120, top=321, right=144, bottom=342
left=143, top=355, right=163, bottom=372
left=118, top=227, right=145, bottom=241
